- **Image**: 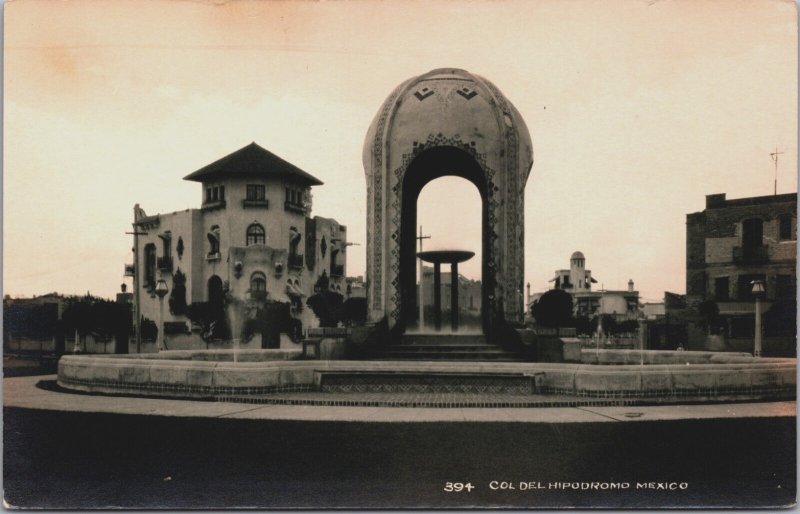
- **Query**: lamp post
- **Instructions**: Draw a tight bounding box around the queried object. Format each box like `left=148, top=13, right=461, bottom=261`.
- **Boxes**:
left=155, top=279, right=169, bottom=352
left=751, top=280, right=765, bottom=357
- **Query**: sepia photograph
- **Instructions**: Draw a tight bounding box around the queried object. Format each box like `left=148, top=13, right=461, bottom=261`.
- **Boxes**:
left=3, top=0, right=797, bottom=509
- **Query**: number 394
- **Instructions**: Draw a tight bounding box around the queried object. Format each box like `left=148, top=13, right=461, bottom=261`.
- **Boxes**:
left=444, top=482, right=475, bottom=492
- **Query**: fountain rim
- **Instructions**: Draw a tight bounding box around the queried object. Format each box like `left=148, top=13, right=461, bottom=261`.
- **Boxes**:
left=417, top=250, right=475, bottom=264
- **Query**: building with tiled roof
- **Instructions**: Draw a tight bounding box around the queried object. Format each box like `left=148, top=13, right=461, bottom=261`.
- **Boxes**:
left=127, top=143, right=347, bottom=350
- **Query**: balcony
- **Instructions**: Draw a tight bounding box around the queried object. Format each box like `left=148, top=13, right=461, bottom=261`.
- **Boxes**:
left=201, top=199, right=226, bottom=211
left=248, top=290, right=268, bottom=301
left=331, top=264, right=344, bottom=278
left=157, top=255, right=173, bottom=272
left=288, top=253, right=304, bottom=269
left=242, top=199, right=269, bottom=209
left=124, top=264, right=135, bottom=277
left=733, top=245, right=769, bottom=264
left=284, top=201, right=306, bottom=214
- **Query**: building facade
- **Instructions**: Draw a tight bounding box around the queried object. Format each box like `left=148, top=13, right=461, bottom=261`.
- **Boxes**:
left=686, top=192, right=796, bottom=352
left=128, top=143, right=347, bottom=349
left=418, top=267, right=482, bottom=313
left=531, top=251, right=640, bottom=321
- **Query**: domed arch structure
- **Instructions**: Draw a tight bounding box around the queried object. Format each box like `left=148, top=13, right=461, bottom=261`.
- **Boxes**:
left=363, top=68, right=533, bottom=333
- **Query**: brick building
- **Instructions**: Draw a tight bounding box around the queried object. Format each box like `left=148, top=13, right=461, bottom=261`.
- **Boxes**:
left=686, top=192, right=796, bottom=354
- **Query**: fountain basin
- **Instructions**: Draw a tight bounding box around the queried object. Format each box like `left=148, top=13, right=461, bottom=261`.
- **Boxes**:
left=579, top=349, right=757, bottom=365
left=57, top=352, right=796, bottom=402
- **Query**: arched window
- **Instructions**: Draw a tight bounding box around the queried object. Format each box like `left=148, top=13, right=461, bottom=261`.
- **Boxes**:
left=207, top=275, right=224, bottom=307
left=250, top=272, right=267, bottom=300
left=250, top=272, right=267, bottom=292
left=246, top=223, right=265, bottom=246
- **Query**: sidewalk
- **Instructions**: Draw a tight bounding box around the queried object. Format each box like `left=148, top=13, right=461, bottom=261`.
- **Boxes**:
left=4, top=374, right=796, bottom=423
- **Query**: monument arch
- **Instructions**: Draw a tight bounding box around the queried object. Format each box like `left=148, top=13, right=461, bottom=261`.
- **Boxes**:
left=363, top=68, right=534, bottom=333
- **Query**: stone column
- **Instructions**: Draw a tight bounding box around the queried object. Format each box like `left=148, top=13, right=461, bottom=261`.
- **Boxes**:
left=451, top=262, right=459, bottom=332
left=433, top=263, right=442, bottom=331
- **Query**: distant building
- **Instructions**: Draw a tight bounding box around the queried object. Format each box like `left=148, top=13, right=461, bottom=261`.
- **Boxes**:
left=685, top=192, right=796, bottom=354
left=641, top=302, right=666, bottom=320
left=531, top=251, right=640, bottom=321
left=345, top=276, right=367, bottom=299
left=128, top=143, right=347, bottom=349
left=418, top=266, right=482, bottom=313
left=3, top=293, right=66, bottom=353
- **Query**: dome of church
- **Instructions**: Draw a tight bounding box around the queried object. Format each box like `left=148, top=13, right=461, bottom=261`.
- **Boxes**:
left=571, top=251, right=585, bottom=260
left=363, top=68, right=533, bottom=179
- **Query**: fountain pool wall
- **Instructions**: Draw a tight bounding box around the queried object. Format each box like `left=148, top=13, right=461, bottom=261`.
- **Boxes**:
left=57, top=350, right=796, bottom=401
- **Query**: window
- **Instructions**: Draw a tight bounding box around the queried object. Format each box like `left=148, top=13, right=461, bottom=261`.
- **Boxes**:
left=206, top=188, right=212, bottom=203
left=742, top=218, right=763, bottom=248
left=143, top=244, right=157, bottom=288
left=247, top=185, right=266, bottom=201
left=779, top=214, right=793, bottom=240
left=207, top=225, right=220, bottom=256
left=246, top=223, right=265, bottom=246
left=288, top=227, right=303, bottom=268
left=219, top=185, right=225, bottom=201
left=250, top=272, right=267, bottom=292
left=714, top=276, right=729, bottom=301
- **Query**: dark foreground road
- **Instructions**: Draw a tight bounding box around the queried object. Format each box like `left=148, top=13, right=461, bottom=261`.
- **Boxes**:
left=3, top=406, right=795, bottom=509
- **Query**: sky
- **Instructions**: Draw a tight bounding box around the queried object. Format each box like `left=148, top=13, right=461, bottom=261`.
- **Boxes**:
left=4, top=0, right=797, bottom=304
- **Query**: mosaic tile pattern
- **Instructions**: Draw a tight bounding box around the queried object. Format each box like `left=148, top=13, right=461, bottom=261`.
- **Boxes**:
left=58, top=377, right=314, bottom=396
left=215, top=392, right=640, bottom=409
left=321, top=371, right=534, bottom=395
left=365, top=71, right=533, bottom=329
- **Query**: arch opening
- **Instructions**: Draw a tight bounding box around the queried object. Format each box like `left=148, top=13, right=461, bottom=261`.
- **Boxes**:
left=399, top=146, right=491, bottom=333
left=413, top=176, right=483, bottom=333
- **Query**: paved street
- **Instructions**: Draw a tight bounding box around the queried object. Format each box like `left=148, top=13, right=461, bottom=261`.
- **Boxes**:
left=3, top=375, right=796, bottom=508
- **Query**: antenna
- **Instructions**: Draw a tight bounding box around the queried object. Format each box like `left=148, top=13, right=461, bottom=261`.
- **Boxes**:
left=770, top=147, right=784, bottom=195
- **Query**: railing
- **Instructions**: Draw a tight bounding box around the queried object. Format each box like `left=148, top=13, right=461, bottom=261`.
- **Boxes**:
left=288, top=254, right=304, bottom=269
left=284, top=201, right=305, bottom=214
left=157, top=255, right=173, bottom=272
left=201, top=199, right=226, bottom=211
left=242, top=199, right=269, bottom=209
left=307, top=327, right=351, bottom=337
left=733, top=245, right=769, bottom=263
left=123, top=264, right=135, bottom=277
left=331, top=264, right=344, bottom=277
left=249, top=290, right=268, bottom=301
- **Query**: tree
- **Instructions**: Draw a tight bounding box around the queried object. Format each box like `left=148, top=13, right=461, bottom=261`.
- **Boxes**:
left=530, top=289, right=573, bottom=328
left=306, top=291, right=344, bottom=327
left=573, top=315, right=593, bottom=335
left=186, top=301, right=227, bottom=341
left=590, top=314, right=619, bottom=336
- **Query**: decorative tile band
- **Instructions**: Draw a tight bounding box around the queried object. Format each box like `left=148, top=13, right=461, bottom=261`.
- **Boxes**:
left=58, top=377, right=315, bottom=396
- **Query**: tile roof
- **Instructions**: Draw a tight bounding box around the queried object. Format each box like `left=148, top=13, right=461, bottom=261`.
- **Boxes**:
left=183, top=142, right=323, bottom=185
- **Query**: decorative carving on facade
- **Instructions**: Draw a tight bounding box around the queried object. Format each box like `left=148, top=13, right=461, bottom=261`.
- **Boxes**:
left=364, top=69, right=533, bottom=331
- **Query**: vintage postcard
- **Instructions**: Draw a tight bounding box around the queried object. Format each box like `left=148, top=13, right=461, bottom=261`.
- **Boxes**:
left=3, top=0, right=797, bottom=509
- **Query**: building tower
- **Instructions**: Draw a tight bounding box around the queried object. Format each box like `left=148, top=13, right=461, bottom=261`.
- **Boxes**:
left=570, top=251, right=587, bottom=291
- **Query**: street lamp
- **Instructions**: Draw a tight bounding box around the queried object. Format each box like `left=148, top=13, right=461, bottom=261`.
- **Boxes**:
left=751, top=279, right=765, bottom=357
left=155, top=279, right=169, bottom=352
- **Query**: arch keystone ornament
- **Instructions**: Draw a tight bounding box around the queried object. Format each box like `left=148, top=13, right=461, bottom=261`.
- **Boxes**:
left=362, top=68, right=533, bottom=334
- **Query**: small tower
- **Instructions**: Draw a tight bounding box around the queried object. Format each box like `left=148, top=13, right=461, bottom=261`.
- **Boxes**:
left=570, top=251, right=586, bottom=291
left=628, top=279, right=635, bottom=292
